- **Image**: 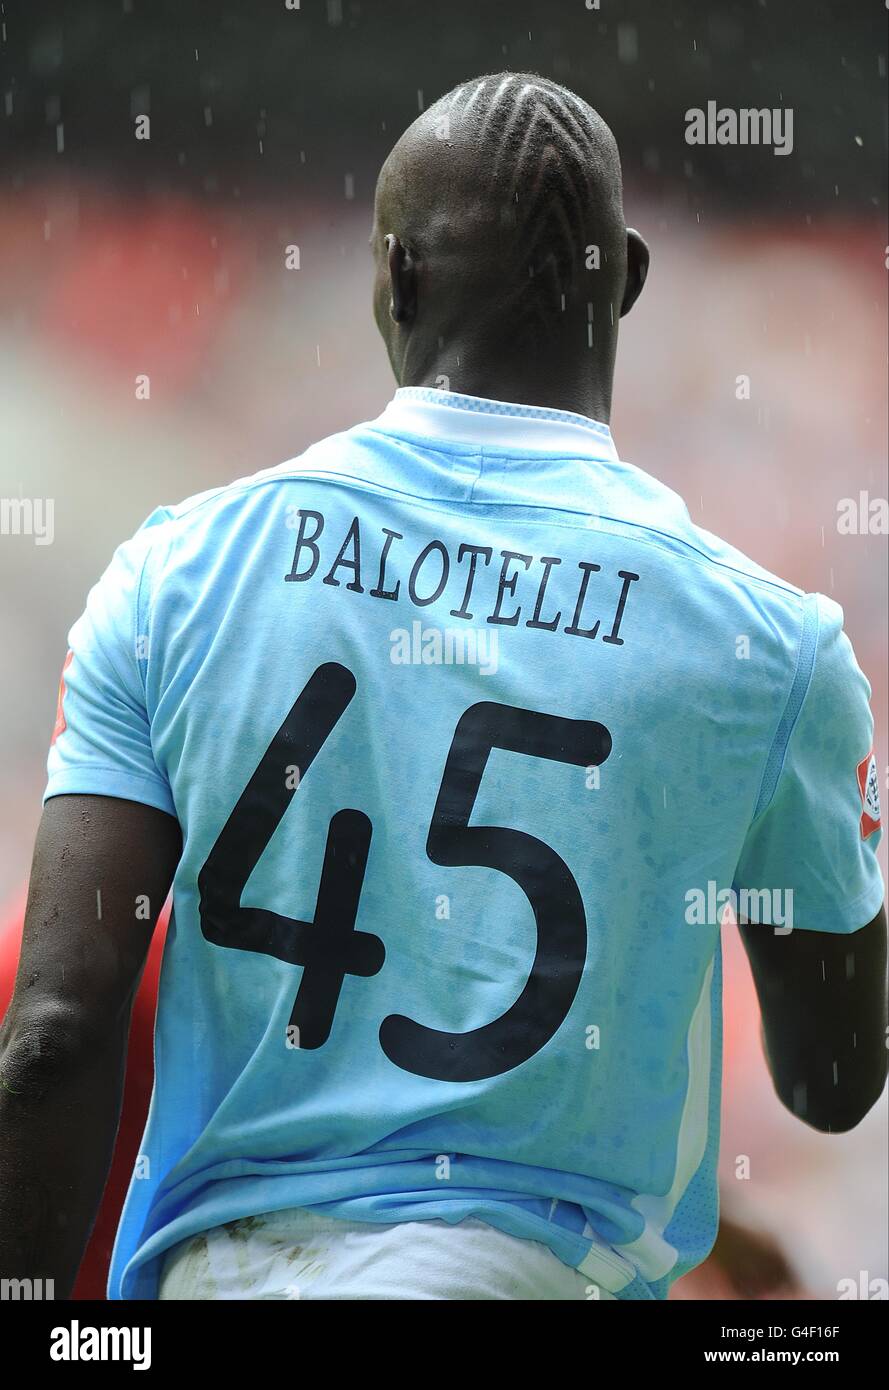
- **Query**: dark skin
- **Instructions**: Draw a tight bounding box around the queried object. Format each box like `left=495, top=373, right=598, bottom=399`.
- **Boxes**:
left=374, top=225, right=649, bottom=421
left=0, top=797, right=180, bottom=1296
left=740, top=907, right=887, bottom=1134
left=1, top=94, right=886, bottom=1298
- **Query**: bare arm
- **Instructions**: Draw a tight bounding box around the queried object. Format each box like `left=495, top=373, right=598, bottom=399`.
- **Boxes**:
left=740, top=905, right=887, bottom=1133
left=0, top=794, right=181, bottom=1298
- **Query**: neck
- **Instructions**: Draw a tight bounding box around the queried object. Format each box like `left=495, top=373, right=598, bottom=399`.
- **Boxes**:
left=398, top=339, right=615, bottom=424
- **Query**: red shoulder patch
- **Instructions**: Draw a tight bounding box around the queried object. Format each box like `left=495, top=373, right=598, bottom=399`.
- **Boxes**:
left=857, top=749, right=882, bottom=839
left=51, top=650, right=74, bottom=746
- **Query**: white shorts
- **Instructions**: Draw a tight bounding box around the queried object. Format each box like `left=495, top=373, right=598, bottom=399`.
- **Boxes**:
left=157, top=1206, right=610, bottom=1301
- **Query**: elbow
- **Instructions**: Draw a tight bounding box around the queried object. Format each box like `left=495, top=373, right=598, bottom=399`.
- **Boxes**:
left=0, top=1002, right=113, bottom=1101
left=775, top=1071, right=888, bottom=1135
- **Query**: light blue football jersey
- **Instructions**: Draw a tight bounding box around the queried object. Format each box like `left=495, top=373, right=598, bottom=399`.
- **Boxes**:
left=44, top=388, right=884, bottom=1300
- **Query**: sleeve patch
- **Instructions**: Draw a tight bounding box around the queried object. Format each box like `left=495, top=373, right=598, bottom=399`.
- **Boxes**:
left=857, top=750, right=882, bottom=838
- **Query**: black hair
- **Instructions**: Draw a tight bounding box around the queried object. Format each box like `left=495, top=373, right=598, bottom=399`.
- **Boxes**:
left=429, top=72, right=624, bottom=331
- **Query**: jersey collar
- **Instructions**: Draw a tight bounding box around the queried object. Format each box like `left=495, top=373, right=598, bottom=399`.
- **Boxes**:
left=373, top=387, right=619, bottom=460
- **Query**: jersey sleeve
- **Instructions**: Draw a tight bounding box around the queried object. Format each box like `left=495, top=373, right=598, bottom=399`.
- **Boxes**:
left=732, top=592, right=884, bottom=934
left=44, top=509, right=176, bottom=818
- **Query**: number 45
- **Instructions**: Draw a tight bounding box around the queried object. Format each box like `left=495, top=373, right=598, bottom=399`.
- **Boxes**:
left=199, top=663, right=611, bottom=1082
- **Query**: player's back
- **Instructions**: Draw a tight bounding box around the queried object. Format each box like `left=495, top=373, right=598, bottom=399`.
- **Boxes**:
left=47, top=388, right=879, bottom=1299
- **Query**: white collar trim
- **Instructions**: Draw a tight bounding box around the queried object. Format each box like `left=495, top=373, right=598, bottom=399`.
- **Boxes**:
left=374, top=387, right=618, bottom=459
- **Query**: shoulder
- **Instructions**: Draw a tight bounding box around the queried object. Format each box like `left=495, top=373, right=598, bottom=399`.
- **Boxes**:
left=140, top=426, right=368, bottom=539
left=618, top=456, right=804, bottom=600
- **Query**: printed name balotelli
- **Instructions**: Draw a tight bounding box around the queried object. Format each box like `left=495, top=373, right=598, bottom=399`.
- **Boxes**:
left=285, top=508, right=640, bottom=645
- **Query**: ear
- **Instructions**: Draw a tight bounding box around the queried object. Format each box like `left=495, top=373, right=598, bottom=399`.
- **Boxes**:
left=620, top=228, right=649, bottom=318
left=386, top=233, right=418, bottom=324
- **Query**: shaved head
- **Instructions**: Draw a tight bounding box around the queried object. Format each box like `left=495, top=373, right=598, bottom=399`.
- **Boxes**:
left=372, top=72, right=648, bottom=419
